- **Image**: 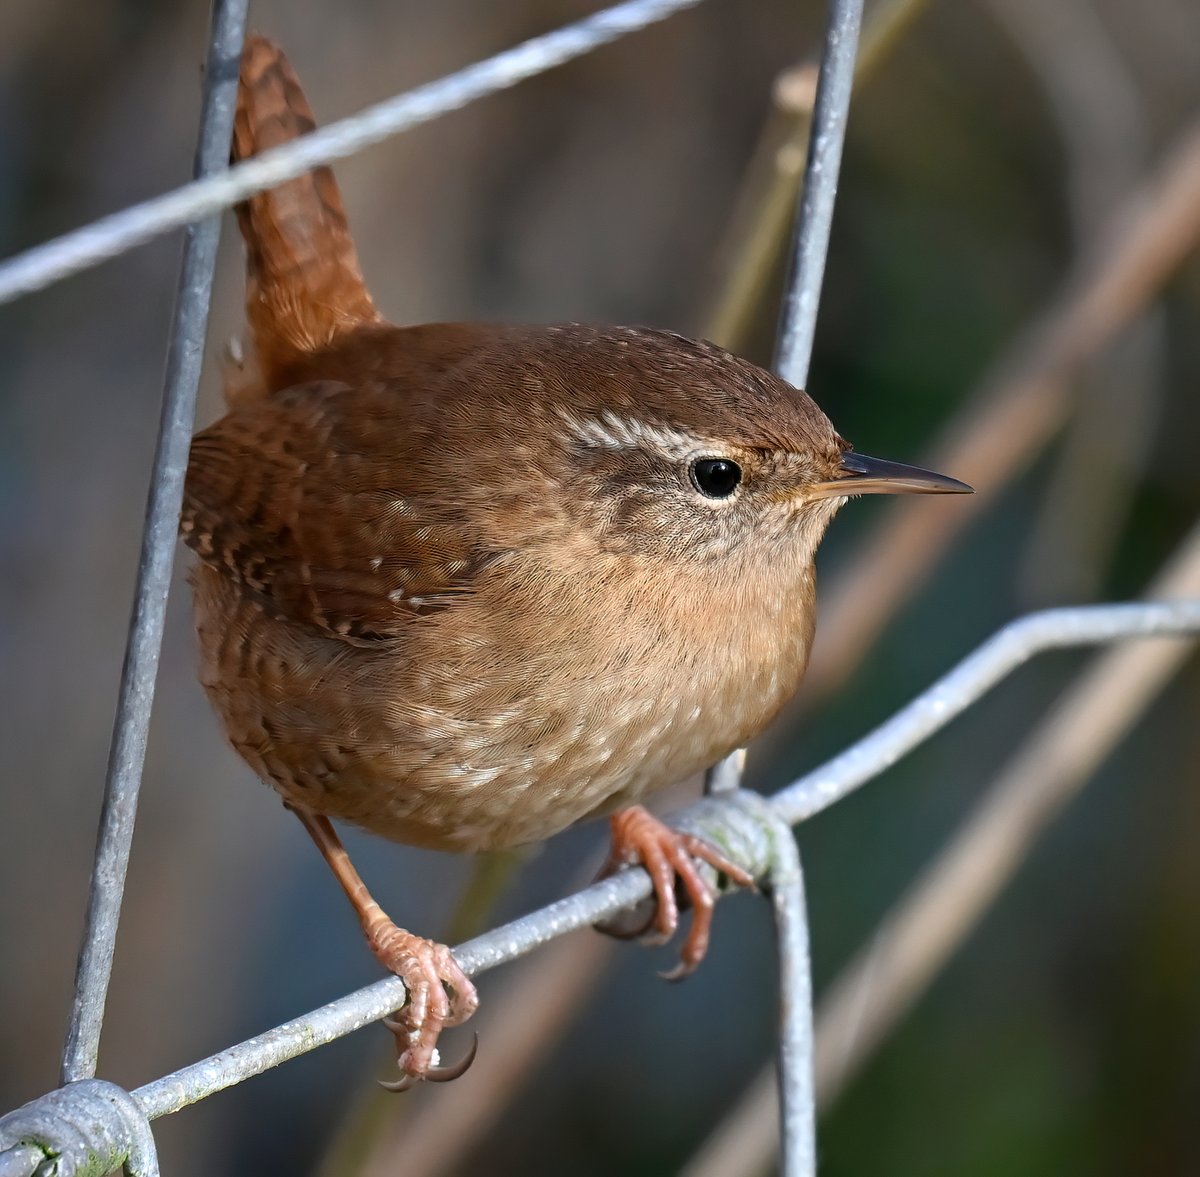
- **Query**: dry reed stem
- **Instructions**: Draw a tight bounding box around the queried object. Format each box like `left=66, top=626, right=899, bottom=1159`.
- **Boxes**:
left=701, top=0, right=932, bottom=350
left=684, top=521, right=1200, bottom=1177
left=985, top=0, right=1162, bottom=604
left=778, top=115, right=1200, bottom=719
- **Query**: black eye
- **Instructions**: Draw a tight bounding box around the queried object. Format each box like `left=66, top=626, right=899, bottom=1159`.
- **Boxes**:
left=690, top=457, right=742, bottom=498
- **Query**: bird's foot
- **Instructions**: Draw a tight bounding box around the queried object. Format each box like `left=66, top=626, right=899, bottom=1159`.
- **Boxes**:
left=365, top=919, right=479, bottom=1091
left=598, top=805, right=754, bottom=979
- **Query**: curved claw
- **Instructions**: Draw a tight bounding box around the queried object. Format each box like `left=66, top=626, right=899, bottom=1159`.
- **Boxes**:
left=379, top=1072, right=421, bottom=1094
left=600, top=805, right=754, bottom=978
left=379, top=1032, right=479, bottom=1093
left=658, top=959, right=696, bottom=983
left=427, top=1032, right=479, bottom=1082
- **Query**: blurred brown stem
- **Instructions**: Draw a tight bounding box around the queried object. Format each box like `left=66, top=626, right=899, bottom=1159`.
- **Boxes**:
left=684, top=520, right=1200, bottom=1177
left=764, top=113, right=1200, bottom=734
left=701, top=0, right=932, bottom=350
left=982, top=0, right=1163, bottom=604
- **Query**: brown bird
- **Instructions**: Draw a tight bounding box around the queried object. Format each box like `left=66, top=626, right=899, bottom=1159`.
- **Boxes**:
left=182, top=36, right=970, bottom=1089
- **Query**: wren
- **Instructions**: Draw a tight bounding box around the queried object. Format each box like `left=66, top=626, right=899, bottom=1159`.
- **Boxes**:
left=181, top=36, right=970, bottom=1088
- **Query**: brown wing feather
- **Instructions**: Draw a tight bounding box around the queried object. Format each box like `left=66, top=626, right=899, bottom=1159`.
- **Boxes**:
left=183, top=380, right=496, bottom=640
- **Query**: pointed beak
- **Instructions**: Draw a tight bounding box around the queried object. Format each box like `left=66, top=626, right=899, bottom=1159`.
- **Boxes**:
left=810, top=451, right=974, bottom=499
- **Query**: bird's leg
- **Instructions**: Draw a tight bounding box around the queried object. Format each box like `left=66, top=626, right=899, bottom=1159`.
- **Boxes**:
left=598, top=805, right=754, bottom=979
left=289, top=806, right=479, bottom=1090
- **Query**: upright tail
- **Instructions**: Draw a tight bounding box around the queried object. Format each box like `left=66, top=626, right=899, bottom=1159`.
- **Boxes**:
left=232, top=36, right=379, bottom=393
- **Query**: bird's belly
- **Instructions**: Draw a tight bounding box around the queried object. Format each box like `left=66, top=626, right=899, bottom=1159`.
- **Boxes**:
left=192, top=566, right=811, bottom=853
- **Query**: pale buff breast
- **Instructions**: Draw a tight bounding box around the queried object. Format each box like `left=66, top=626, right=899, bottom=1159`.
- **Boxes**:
left=191, top=549, right=815, bottom=853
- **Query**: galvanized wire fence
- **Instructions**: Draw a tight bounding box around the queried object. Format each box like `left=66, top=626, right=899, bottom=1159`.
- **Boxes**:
left=0, top=1, right=1197, bottom=1174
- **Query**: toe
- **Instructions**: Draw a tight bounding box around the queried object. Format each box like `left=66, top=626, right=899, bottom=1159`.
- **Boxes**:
left=603, top=806, right=751, bottom=976
left=681, top=833, right=756, bottom=891
left=366, top=925, right=479, bottom=1089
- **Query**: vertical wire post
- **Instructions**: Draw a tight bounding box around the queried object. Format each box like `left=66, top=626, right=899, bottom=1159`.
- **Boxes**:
left=768, top=822, right=815, bottom=1177
left=703, top=0, right=864, bottom=1168
left=774, top=0, right=865, bottom=390
left=61, top=0, right=249, bottom=1084
left=767, top=3, right=863, bottom=1160
left=706, top=0, right=865, bottom=801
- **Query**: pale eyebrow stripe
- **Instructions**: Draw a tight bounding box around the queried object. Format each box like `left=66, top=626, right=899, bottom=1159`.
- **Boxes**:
left=556, top=408, right=702, bottom=458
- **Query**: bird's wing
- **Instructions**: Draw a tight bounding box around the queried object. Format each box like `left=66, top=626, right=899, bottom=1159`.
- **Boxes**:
left=183, top=380, right=495, bottom=641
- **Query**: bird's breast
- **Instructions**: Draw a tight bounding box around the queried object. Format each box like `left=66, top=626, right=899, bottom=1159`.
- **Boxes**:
left=191, top=550, right=815, bottom=852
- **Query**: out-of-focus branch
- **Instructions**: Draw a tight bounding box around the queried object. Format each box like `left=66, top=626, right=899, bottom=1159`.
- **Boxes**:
left=1019, top=311, right=1164, bottom=603
left=983, top=0, right=1163, bottom=604
left=813, top=521, right=1200, bottom=1103
left=684, top=520, right=1200, bottom=1177
left=681, top=1066, right=777, bottom=1177
left=985, top=0, right=1146, bottom=237
left=776, top=115, right=1200, bottom=719
left=701, top=0, right=932, bottom=351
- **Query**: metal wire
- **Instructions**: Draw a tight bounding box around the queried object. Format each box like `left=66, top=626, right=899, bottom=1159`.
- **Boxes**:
left=775, top=0, right=865, bottom=389
left=707, top=0, right=864, bottom=803
left=773, top=598, right=1200, bottom=824
left=1, top=0, right=1198, bottom=1173
left=0, top=0, right=708, bottom=306
left=0, top=1149, right=43, bottom=1177
left=754, top=799, right=816, bottom=1177
left=703, top=3, right=866, bottom=1151
left=60, top=0, right=249, bottom=1086
left=79, top=600, right=1200, bottom=1128
left=0, top=1080, right=159, bottom=1177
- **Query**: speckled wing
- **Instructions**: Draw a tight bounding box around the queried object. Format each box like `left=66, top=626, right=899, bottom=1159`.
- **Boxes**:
left=183, top=380, right=493, bottom=640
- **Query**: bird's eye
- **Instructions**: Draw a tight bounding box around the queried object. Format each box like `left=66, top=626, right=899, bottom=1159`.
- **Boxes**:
left=690, top=457, right=742, bottom=499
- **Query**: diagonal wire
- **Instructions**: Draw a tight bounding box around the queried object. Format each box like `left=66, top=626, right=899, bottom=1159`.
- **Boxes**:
left=0, top=0, right=707, bottom=306
left=772, top=600, right=1200, bottom=823
left=60, top=0, right=249, bottom=1085
left=113, top=599, right=1200, bottom=1122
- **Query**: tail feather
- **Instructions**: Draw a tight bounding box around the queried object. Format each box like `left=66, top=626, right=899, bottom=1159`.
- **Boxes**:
left=232, top=35, right=379, bottom=393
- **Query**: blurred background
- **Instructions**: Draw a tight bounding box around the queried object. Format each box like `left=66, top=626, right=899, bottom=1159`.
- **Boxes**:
left=2, top=0, right=1199, bottom=1173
